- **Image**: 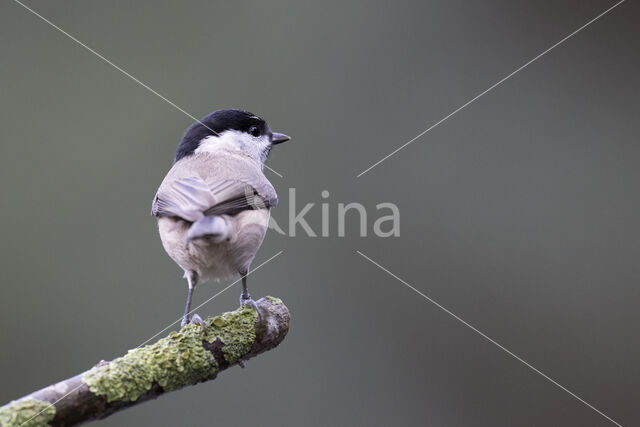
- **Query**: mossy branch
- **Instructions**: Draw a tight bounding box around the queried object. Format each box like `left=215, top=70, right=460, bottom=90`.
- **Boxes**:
left=0, top=297, right=290, bottom=427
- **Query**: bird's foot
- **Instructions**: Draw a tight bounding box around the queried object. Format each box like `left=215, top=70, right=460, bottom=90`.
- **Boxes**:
left=181, top=313, right=205, bottom=329
left=239, top=294, right=262, bottom=320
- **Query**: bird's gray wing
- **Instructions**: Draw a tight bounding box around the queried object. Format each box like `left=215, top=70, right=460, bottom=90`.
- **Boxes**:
left=151, top=176, right=277, bottom=222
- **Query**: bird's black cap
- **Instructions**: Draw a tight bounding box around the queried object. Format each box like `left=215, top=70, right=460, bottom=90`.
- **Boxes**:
left=175, top=109, right=274, bottom=163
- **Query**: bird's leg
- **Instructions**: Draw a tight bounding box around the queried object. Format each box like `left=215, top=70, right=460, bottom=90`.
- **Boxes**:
left=181, top=271, right=204, bottom=328
left=239, top=271, right=261, bottom=319
left=240, top=273, right=250, bottom=301
left=181, top=285, right=194, bottom=327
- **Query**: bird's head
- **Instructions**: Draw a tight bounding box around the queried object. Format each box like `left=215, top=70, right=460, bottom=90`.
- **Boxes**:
left=174, top=109, right=290, bottom=165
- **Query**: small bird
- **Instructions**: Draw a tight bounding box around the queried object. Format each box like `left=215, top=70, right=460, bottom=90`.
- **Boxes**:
left=151, top=109, right=290, bottom=327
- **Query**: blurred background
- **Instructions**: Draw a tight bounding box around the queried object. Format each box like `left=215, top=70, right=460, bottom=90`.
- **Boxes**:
left=1, top=0, right=639, bottom=425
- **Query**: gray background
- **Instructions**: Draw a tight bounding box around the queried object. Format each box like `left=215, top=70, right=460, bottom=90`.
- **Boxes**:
left=1, top=0, right=638, bottom=425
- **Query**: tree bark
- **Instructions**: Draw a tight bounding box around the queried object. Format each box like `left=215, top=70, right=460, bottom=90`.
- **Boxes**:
left=0, top=297, right=290, bottom=427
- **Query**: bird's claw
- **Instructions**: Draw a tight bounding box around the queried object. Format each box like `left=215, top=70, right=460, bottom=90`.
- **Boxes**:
left=181, top=313, right=206, bottom=329
left=240, top=295, right=262, bottom=320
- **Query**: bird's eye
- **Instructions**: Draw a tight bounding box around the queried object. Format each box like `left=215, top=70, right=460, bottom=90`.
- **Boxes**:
left=249, top=126, right=260, bottom=137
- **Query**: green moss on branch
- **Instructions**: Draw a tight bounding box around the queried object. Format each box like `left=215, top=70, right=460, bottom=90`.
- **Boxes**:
left=82, top=307, right=258, bottom=403
left=0, top=398, right=55, bottom=427
left=0, top=297, right=289, bottom=427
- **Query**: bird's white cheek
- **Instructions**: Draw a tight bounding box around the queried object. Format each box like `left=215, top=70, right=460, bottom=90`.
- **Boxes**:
left=195, top=131, right=248, bottom=155
left=194, top=131, right=269, bottom=165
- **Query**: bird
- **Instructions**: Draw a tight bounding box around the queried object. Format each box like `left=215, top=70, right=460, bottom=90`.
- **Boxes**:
left=151, top=109, right=290, bottom=327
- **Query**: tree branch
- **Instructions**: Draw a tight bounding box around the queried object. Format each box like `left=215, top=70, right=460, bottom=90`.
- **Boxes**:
left=0, top=296, right=290, bottom=426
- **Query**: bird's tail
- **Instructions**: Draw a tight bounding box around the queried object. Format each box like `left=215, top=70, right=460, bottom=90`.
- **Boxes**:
left=185, top=216, right=231, bottom=243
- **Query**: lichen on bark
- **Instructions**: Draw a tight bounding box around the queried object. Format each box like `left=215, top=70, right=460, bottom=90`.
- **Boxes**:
left=264, top=296, right=283, bottom=305
left=0, top=397, right=55, bottom=427
left=0, top=297, right=289, bottom=426
left=203, top=306, right=257, bottom=363
left=81, top=306, right=258, bottom=403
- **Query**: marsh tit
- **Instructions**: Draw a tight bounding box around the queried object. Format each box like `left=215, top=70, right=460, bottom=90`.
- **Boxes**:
left=151, top=109, right=290, bottom=327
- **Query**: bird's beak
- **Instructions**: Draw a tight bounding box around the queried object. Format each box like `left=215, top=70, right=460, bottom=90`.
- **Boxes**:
left=271, top=132, right=291, bottom=145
